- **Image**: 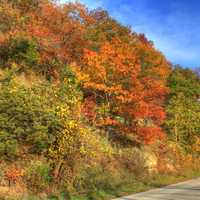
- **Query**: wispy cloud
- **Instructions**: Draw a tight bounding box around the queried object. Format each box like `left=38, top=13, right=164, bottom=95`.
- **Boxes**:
left=61, top=0, right=103, bottom=8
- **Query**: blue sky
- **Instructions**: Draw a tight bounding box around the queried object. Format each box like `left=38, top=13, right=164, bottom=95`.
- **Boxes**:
left=63, top=0, right=200, bottom=68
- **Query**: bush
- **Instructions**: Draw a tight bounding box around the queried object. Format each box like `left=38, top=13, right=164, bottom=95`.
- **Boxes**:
left=0, top=36, right=39, bottom=72
left=0, top=67, right=82, bottom=158
left=73, top=165, right=121, bottom=196
left=5, top=165, right=23, bottom=186
left=24, top=160, right=52, bottom=192
left=0, top=130, right=19, bottom=159
left=0, top=81, right=60, bottom=156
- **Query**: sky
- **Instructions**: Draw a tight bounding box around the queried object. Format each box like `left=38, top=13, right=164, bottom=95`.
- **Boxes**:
left=62, top=0, right=200, bottom=68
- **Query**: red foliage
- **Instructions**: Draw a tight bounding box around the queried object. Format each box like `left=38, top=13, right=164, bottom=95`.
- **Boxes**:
left=138, top=127, right=166, bottom=144
left=82, top=96, right=97, bottom=122
left=0, top=0, right=172, bottom=144
left=79, top=36, right=171, bottom=143
left=5, top=165, right=23, bottom=185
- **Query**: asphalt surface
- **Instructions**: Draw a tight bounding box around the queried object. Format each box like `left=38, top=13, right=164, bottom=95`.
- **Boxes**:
left=113, top=178, right=200, bottom=200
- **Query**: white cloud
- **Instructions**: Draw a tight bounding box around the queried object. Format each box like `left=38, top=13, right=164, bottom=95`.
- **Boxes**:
left=109, top=1, right=200, bottom=67
left=60, top=0, right=103, bottom=8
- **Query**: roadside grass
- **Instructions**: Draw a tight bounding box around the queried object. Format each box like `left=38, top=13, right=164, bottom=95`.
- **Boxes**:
left=71, top=169, right=200, bottom=200
left=1, top=170, right=200, bottom=200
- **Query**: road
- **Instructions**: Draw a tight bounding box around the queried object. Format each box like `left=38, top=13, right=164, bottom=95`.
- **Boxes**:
left=113, top=178, right=200, bottom=200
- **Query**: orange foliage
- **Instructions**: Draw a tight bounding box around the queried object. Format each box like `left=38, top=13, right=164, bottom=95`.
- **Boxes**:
left=5, top=165, right=23, bottom=185
left=0, top=0, right=171, bottom=144
left=77, top=33, right=171, bottom=143
left=138, top=127, right=166, bottom=144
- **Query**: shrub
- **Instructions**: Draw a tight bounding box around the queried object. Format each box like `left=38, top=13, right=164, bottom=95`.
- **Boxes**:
left=5, top=165, right=23, bottom=186
left=0, top=36, right=39, bottom=71
left=0, top=81, right=59, bottom=156
left=24, top=160, right=52, bottom=192
left=73, top=164, right=122, bottom=196
left=0, top=66, right=83, bottom=158
left=0, top=136, right=19, bottom=159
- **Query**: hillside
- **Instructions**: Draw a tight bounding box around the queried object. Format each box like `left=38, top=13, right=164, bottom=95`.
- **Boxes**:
left=0, top=0, right=200, bottom=199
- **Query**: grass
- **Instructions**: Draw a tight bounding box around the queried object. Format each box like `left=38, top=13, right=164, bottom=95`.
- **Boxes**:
left=71, top=170, right=200, bottom=200
left=1, top=170, right=200, bottom=200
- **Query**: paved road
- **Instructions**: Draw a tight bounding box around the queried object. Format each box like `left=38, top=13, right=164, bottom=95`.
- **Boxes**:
left=113, top=178, right=200, bottom=200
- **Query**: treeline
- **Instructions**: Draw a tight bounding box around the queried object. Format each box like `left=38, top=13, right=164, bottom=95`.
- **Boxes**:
left=0, top=0, right=199, bottom=199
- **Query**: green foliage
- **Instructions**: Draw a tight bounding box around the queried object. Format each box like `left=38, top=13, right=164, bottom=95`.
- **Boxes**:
left=0, top=81, right=58, bottom=156
left=9, top=37, right=38, bottom=64
left=0, top=137, right=19, bottom=159
left=58, top=66, right=82, bottom=106
left=74, top=165, right=121, bottom=196
left=25, top=160, right=52, bottom=192
left=168, top=66, right=200, bottom=97
left=0, top=0, right=200, bottom=199
left=0, top=36, right=39, bottom=71
left=166, top=93, right=200, bottom=146
left=0, top=66, right=82, bottom=158
left=166, top=66, right=200, bottom=152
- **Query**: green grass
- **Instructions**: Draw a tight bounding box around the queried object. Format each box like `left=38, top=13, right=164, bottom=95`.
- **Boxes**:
left=71, top=170, right=200, bottom=200
left=1, top=170, right=200, bottom=200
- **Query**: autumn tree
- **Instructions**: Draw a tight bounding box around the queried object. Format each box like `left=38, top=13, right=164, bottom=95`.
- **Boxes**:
left=76, top=31, right=171, bottom=144
left=0, top=0, right=172, bottom=145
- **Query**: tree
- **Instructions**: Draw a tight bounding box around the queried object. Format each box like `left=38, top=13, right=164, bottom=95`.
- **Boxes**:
left=0, top=0, right=172, bottom=145
left=76, top=32, right=170, bottom=144
left=165, top=66, right=200, bottom=152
